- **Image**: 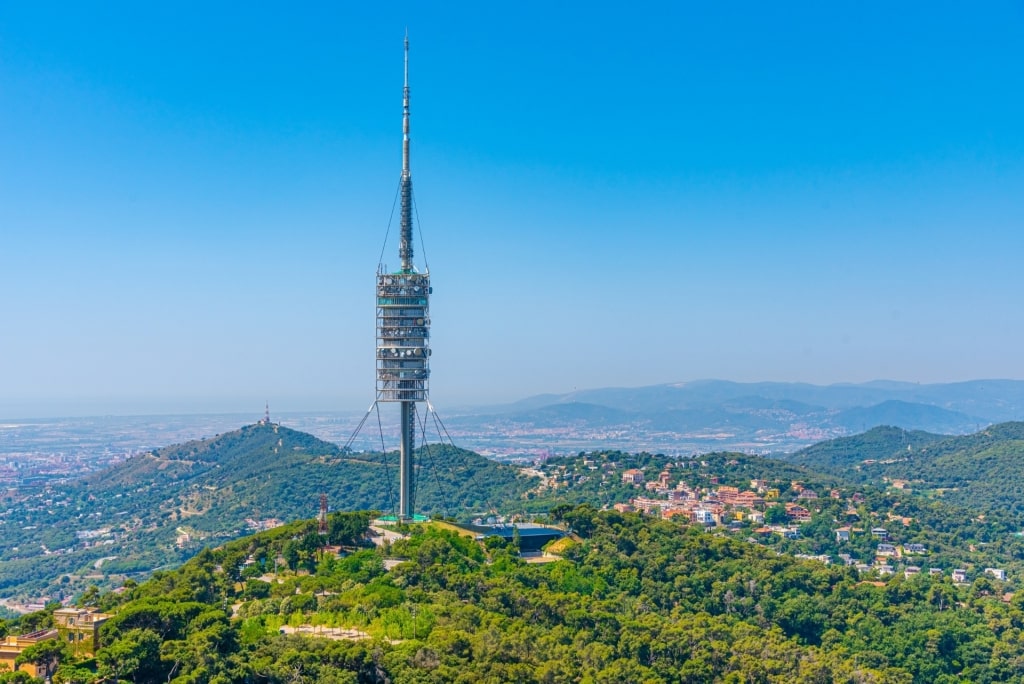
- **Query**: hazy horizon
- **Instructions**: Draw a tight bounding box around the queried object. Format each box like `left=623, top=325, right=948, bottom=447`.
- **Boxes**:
left=3, top=4, right=1022, bottom=414
left=3, top=376, right=1024, bottom=421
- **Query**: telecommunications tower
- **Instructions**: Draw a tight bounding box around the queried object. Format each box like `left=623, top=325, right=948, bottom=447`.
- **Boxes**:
left=376, top=34, right=431, bottom=521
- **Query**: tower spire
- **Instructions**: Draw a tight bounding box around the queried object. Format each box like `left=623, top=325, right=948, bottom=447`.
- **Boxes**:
left=399, top=31, right=414, bottom=272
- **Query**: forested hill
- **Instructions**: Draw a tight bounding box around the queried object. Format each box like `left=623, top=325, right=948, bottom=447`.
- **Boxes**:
left=22, top=509, right=1024, bottom=683
left=79, top=422, right=536, bottom=525
left=784, top=421, right=1024, bottom=516
left=0, top=423, right=535, bottom=601
left=783, top=425, right=946, bottom=471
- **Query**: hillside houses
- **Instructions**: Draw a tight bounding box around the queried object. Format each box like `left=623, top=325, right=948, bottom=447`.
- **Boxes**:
left=622, top=469, right=645, bottom=485
left=533, top=452, right=1015, bottom=587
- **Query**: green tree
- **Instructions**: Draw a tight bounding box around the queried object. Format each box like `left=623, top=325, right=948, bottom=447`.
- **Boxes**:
left=14, top=639, right=67, bottom=679
left=765, top=503, right=788, bottom=525
left=96, top=628, right=162, bottom=683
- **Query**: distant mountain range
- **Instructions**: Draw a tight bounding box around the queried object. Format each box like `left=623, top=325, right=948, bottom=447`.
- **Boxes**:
left=448, top=379, right=1024, bottom=454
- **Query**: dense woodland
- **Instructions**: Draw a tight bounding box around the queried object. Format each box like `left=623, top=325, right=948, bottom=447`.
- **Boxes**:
left=784, top=422, right=1024, bottom=516
left=5, top=510, right=1024, bottom=683
left=0, top=424, right=534, bottom=600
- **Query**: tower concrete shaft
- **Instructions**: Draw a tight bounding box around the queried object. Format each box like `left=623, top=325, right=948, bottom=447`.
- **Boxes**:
left=399, top=402, right=415, bottom=519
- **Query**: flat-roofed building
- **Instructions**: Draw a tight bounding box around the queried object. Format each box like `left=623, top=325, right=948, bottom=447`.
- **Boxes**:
left=54, top=607, right=110, bottom=657
left=0, top=629, right=58, bottom=676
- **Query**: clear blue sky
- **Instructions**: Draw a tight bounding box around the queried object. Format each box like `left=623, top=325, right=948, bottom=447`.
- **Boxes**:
left=2, top=2, right=1023, bottom=417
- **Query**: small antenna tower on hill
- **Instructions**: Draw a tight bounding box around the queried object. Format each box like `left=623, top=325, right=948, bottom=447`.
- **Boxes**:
left=318, top=493, right=328, bottom=536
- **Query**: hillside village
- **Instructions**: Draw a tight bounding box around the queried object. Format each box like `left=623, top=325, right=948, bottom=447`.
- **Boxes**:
left=533, top=450, right=1010, bottom=588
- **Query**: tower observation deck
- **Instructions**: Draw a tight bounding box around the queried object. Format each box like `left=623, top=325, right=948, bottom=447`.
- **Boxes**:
left=376, top=35, right=430, bottom=520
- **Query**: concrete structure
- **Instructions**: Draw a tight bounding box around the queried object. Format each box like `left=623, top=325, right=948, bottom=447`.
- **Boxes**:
left=0, top=629, right=58, bottom=676
left=985, top=568, right=1007, bottom=581
left=471, top=524, right=566, bottom=553
left=54, top=607, right=110, bottom=657
left=692, top=508, right=716, bottom=526
left=622, top=469, right=644, bottom=485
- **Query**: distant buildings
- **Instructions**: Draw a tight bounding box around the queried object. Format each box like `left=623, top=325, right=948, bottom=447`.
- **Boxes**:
left=621, top=469, right=644, bottom=485
left=784, top=503, right=811, bottom=521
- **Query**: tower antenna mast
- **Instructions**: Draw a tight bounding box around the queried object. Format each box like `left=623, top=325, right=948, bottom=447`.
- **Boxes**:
left=400, top=31, right=413, bottom=272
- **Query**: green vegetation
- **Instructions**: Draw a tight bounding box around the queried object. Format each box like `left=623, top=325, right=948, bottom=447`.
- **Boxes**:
left=784, top=422, right=1024, bottom=517
left=7, top=422, right=1024, bottom=682
left=784, top=425, right=946, bottom=471
left=0, top=424, right=535, bottom=601
left=532, top=448, right=1024, bottom=582
left=8, top=509, right=1024, bottom=682
left=527, top=449, right=842, bottom=511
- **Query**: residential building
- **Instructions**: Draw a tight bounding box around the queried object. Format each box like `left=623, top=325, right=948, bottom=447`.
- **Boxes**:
left=0, top=630, right=58, bottom=676
left=985, top=568, right=1007, bottom=581
left=784, top=503, right=811, bottom=522
left=622, top=469, right=644, bottom=485
left=734, top=491, right=765, bottom=508
left=716, top=486, right=740, bottom=504
left=692, top=508, right=716, bottom=526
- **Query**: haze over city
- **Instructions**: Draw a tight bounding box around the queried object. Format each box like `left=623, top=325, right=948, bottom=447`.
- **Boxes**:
left=2, top=2, right=1023, bottom=418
